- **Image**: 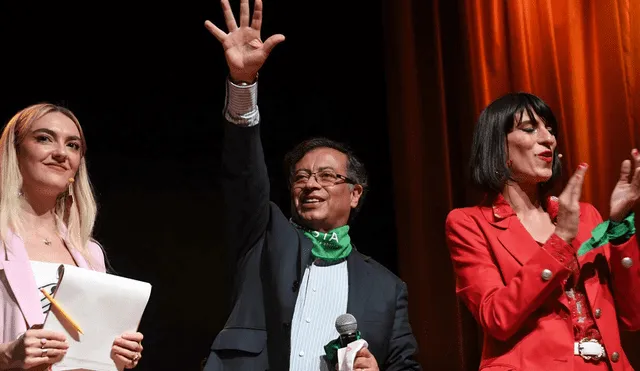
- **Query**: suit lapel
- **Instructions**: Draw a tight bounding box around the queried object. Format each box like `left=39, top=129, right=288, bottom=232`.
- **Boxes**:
left=346, top=250, right=372, bottom=324
left=3, top=232, right=45, bottom=327
left=64, top=237, right=89, bottom=269
left=274, top=230, right=312, bottom=325
left=298, top=232, right=313, bottom=280
left=576, top=247, right=604, bottom=313
left=489, top=195, right=581, bottom=313
left=57, top=221, right=88, bottom=269
left=497, top=216, right=576, bottom=310
left=583, top=275, right=601, bottom=314
left=484, top=196, right=540, bottom=266
left=497, top=217, right=541, bottom=267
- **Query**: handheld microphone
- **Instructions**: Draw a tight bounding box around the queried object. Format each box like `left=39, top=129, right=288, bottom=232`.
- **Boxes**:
left=335, top=313, right=358, bottom=348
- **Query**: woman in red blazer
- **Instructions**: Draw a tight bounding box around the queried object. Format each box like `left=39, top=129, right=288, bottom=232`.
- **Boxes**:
left=445, top=93, right=640, bottom=371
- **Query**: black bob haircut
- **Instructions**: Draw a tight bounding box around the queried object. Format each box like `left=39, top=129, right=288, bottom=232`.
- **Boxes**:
left=469, top=92, right=562, bottom=196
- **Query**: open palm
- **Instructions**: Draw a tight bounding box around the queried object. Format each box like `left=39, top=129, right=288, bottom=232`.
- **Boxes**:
left=610, top=150, right=640, bottom=221
left=205, top=0, right=285, bottom=82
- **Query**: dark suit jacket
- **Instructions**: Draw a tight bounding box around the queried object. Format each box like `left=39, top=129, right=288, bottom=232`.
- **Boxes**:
left=203, top=122, right=421, bottom=371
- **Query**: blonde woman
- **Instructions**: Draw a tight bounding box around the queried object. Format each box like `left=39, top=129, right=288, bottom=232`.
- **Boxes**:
left=0, top=104, right=144, bottom=370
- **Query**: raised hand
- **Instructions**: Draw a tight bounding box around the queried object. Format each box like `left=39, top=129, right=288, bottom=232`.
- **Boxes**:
left=555, top=163, right=589, bottom=243
left=204, top=0, right=285, bottom=83
left=610, top=148, right=640, bottom=222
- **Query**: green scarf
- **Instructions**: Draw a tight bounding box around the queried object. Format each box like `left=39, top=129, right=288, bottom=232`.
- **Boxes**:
left=291, top=221, right=353, bottom=262
left=577, top=212, right=636, bottom=257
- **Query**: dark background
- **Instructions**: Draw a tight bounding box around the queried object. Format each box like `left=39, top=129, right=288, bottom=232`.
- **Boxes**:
left=0, top=1, right=395, bottom=369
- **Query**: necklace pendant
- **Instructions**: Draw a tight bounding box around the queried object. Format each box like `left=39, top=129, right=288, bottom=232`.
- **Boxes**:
left=43, top=238, right=52, bottom=246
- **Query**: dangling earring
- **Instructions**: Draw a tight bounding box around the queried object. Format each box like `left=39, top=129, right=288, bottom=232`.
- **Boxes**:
left=507, top=159, right=513, bottom=168
left=67, top=178, right=75, bottom=197
left=64, top=178, right=75, bottom=224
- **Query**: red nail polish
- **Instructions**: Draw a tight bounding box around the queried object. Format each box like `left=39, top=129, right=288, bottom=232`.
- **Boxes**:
left=633, top=149, right=638, bottom=156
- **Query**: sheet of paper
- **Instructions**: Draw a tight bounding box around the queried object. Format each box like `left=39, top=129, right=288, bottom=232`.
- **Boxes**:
left=43, top=265, right=152, bottom=371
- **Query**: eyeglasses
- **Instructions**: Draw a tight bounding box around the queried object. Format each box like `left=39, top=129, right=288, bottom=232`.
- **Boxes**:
left=291, top=169, right=356, bottom=188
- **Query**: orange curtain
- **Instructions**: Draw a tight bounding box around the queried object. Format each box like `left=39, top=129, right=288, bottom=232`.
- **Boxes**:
left=383, top=0, right=640, bottom=369
left=465, top=0, right=640, bottom=212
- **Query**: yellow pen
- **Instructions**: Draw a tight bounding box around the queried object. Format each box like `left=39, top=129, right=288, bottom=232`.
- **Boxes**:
left=40, top=288, right=84, bottom=334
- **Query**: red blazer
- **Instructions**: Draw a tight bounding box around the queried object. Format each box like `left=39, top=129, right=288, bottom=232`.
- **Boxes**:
left=445, top=195, right=640, bottom=371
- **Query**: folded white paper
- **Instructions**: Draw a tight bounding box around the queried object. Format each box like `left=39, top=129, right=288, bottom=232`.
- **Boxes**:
left=43, top=265, right=152, bottom=371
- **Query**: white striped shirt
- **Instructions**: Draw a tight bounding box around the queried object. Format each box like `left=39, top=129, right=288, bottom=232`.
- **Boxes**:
left=289, top=261, right=349, bottom=371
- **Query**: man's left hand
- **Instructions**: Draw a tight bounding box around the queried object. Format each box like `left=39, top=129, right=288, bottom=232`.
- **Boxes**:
left=352, top=347, right=379, bottom=371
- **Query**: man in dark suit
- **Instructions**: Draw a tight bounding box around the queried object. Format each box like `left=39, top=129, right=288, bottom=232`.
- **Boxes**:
left=202, top=1, right=421, bottom=370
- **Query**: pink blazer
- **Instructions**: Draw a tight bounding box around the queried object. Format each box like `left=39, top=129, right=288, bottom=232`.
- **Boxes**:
left=0, top=231, right=106, bottom=345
